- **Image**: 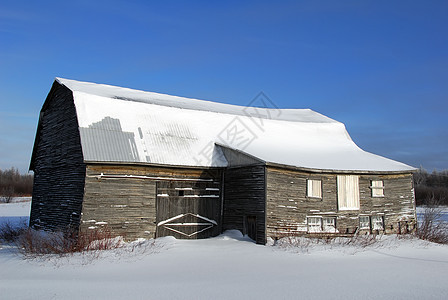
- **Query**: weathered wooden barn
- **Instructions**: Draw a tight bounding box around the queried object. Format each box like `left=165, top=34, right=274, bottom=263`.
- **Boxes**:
left=30, top=78, right=417, bottom=244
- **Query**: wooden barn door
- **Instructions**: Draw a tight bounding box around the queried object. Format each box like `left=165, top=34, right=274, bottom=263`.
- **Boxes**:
left=246, top=216, right=257, bottom=241
left=156, top=180, right=221, bottom=239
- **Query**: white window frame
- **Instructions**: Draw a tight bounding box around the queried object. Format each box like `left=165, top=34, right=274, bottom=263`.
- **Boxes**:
left=372, top=216, right=384, bottom=230
left=359, top=216, right=371, bottom=230
left=371, top=180, right=384, bottom=197
left=337, top=175, right=360, bottom=210
left=307, top=179, right=322, bottom=199
left=322, top=217, right=336, bottom=233
left=307, top=217, right=322, bottom=233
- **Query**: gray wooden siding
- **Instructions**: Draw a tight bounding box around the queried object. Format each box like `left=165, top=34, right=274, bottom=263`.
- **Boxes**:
left=358, top=174, right=416, bottom=234
left=223, top=165, right=266, bottom=244
left=266, top=166, right=416, bottom=239
left=81, top=164, right=222, bottom=241
left=156, top=180, right=221, bottom=239
left=29, top=82, right=86, bottom=231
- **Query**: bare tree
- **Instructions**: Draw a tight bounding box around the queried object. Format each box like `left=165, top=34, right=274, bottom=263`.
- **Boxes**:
left=0, top=167, right=33, bottom=200
left=413, top=167, right=427, bottom=186
left=417, top=194, right=448, bottom=244
left=0, top=186, right=14, bottom=203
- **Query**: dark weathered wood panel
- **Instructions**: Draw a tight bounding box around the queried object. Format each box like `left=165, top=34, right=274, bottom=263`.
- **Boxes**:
left=29, top=82, right=86, bottom=231
left=219, top=145, right=264, bottom=167
left=156, top=180, right=221, bottom=239
left=266, top=166, right=416, bottom=239
left=223, top=165, right=266, bottom=244
left=81, top=164, right=222, bottom=240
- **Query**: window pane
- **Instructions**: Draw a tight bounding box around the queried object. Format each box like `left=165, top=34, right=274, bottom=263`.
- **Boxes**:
left=359, top=216, right=370, bottom=229
left=337, top=175, right=359, bottom=210
left=307, top=179, right=322, bottom=198
left=371, top=180, right=384, bottom=197
left=323, top=217, right=336, bottom=233
left=372, top=216, right=384, bottom=230
left=307, top=217, right=322, bottom=232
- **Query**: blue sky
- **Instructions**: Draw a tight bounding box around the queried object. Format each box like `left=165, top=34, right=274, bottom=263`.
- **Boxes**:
left=1, top=0, right=447, bottom=173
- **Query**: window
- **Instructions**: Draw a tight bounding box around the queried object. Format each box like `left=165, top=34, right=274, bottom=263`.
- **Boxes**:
left=337, top=175, right=360, bottom=210
left=359, top=216, right=370, bottom=229
left=372, top=216, right=384, bottom=230
left=371, top=180, right=384, bottom=197
left=307, top=179, right=322, bottom=199
left=359, top=216, right=384, bottom=231
left=307, top=217, right=322, bottom=233
left=307, top=217, right=336, bottom=233
left=323, top=217, right=336, bottom=233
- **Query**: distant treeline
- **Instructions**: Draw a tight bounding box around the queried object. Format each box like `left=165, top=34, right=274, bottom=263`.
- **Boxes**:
left=0, top=167, right=33, bottom=199
left=414, top=168, right=448, bottom=206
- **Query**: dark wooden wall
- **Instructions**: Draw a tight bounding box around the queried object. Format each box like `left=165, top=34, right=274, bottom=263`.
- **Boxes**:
left=266, top=166, right=416, bottom=239
left=222, top=165, right=266, bottom=244
left=156, top=180, right=221, bottom=239
left=81, top=164, right=222, bottom=241
left=29, top=82, right=86, bottom=231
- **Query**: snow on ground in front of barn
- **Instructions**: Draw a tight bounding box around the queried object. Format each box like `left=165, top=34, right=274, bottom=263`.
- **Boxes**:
left=0, top=197, right=31, bottom=227
left=1, top=200, right=448, bottom=300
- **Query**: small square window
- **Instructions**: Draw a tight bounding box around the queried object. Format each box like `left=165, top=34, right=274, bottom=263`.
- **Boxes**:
left=359, top=216, right=370, bottom=229
left=307, top=179, right=322, bottom=199
left=371, top=180, right=384, bottom=197
left=178, top=190, right=185, bottom=196
left=372, top=216, right=384, bottom=230
left=307, top=217, right=322, bottom=233
left=323, top=217, right=336, bottom=233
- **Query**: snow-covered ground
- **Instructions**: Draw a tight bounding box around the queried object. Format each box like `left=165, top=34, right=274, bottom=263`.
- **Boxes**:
left=1, top=200, right=448, bottom=299
left=0, top=197, right=31, bottom=228
left=417, top=206, right=448, bottom=222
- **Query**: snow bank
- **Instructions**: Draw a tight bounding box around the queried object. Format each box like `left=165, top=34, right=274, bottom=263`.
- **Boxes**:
left=0, top=199, right=31, bottom=228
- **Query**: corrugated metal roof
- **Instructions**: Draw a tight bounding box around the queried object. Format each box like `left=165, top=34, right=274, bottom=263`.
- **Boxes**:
left=55, top=78, right=414, bottom=172
left=79, top=117, right=140, bottom=162
left=57, top=77, right=337, bottom=124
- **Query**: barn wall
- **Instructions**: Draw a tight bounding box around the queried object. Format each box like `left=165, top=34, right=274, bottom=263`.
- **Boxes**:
left=30, top=82, right=86, bottom=230
left=266, top=166, right=416, bottom=239
left=81, top=164, right=222, bottom=241
left=222, top=165, right=266, bottom=244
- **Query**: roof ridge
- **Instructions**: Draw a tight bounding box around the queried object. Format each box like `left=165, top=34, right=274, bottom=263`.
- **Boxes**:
left=56, top=77, right=338, bottom=124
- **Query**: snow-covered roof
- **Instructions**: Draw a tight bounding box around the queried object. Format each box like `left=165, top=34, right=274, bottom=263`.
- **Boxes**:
left=56, top=77, right=414, bottom=172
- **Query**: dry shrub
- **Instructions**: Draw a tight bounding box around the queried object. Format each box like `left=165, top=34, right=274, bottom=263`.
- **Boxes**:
left=417, top=197, right=448, bottom=244
left=0, top=221, right=27, bottom=242
left=78, top=227, right=124, bottom=252
left=275, top=233, right=380, bottom=253
left=339, top=234, right=379, bottom=248
left=276, top=235, right=312, bottom=253
left=16, top=226, right=124, bottom=257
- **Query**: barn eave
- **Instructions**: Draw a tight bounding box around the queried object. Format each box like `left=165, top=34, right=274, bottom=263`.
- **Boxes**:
left=264, top=161, right=417, bottom=175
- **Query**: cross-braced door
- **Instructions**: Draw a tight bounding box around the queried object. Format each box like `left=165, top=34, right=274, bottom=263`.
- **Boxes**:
left=156, top=180, right=221, bottom=239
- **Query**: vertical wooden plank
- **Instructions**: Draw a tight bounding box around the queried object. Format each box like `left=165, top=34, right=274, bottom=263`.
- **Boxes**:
left=30, top=82, right=86, bottom=231
left=222, top=165, right=266, bottom=244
